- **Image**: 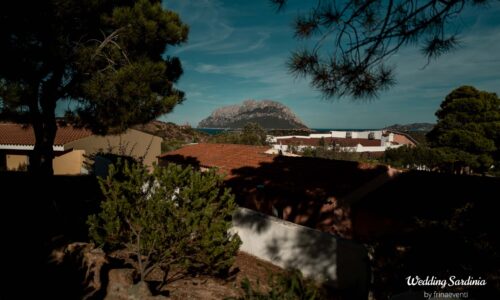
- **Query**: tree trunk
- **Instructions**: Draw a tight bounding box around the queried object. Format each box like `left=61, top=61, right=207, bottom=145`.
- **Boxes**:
left=28, top=70, right=62, bottom=176
left=29, top=116, right=57, bottom=176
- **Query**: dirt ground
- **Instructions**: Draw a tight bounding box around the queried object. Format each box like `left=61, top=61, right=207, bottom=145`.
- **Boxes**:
left=163, top=251, right=285, bottom=299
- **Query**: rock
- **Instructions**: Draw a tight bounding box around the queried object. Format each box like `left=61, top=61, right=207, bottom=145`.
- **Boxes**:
left=105, top=269, right=135, bottom=300
left=198, top=99, right=309, bottom=129
left=49, top=242, right=108, bottom=298
left=127, top=281, right=165, bottom=300
left=105, top=269, right=167, bottom=300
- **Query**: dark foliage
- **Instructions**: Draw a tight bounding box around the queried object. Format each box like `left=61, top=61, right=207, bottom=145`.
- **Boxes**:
left=427, top=86, right=500, bottom=173
left=0, top=0, right=188, bottom=174
left=229, top=269, right=323, bottom=300
left=384, top=145, right=441, bottom=170
left=302, top=146, right=383, bottom=162
left=355, top=171, right=500, bottom=299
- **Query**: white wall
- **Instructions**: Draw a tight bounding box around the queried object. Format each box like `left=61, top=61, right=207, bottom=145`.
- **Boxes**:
left=355, top=145, right=384, bottom=152
left=230, top=207, right=370, bottom=292
left=309, top=133, right=332, bottom=138
left=355, top=144, right=403, bottom=152
left=272, top=131, right=386, bottom=141
left=266, top=135, right=277, bottom=143
left=272, top=144, right=313, bottom=152
left=331, top=130, right=383, bottom=139
left=275, top=135, right=310, bottom=140
left=273, top=144, right=403, bottom=153
left=381, top=132, right=394, bottom=144
left=330, top=131, right=347, bottom=138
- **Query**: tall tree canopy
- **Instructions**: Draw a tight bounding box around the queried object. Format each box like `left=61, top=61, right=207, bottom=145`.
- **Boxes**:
left=427, top=86, right=500, bottom=173
left=271, top=0, right=492, bottom=99
left=0, top=0, right=188, bottom=174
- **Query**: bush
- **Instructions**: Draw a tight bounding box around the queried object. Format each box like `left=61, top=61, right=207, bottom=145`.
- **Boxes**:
left=210, top=122, right=268, bottom=146
left=161, top=138, right=185, bottom=153
left=384, top=145, right=493, bottom=174
left=82, top=152, right=140, bottom=177
left=230, top=269, right=321, bottom=300
left=87, top=161, right=241, bottom=282
left=301, top=146, right=363, bottom=162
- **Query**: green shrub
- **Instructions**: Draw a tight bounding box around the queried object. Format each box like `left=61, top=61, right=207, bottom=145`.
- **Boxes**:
left=230, top=269, right=321, bottom=300
left=161, top=139, right=185, bottom=152
left=210, top=122, right=268, bottom=146
left=301, top=146, right=362, bottom=162
left=87, top=161, right=241, bottom=282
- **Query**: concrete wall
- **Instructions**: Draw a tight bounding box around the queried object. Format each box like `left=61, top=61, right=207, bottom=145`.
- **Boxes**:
left=6, top=154, right=28, bottom=171
left=66, top=129, right=162, bottom=170
left=53, top=150, right=85, bottom=175
left=230, top=207, right=369, bottom=293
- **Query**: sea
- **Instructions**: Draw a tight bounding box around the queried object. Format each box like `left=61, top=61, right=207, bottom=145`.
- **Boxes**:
left=196, top=128, right=379, bottom=135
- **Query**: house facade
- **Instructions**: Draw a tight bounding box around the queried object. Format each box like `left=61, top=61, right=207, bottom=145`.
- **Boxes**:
left=65, top=128, right=162, bottom=172
left=0, top=123, right=161, bottom=174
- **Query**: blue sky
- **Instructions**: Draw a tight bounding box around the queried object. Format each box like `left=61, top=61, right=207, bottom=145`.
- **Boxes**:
left=161, top=0, right=500, bottom=129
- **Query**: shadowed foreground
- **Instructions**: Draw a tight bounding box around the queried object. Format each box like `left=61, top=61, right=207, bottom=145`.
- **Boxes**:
left=0, top=172, right=102, bottom=299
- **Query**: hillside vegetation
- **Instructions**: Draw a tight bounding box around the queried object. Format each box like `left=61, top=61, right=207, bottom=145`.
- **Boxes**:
left=134, top=120, right=208, bottom=142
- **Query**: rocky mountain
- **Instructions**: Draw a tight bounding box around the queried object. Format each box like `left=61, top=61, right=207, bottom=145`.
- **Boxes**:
left=198, top=100, right=309, bottom=129
left=385, top=123, right=435, bottom=132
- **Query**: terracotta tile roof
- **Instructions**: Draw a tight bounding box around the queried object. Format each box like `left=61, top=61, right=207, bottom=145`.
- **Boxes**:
left=277, top=137, right=381, bottom=147
left=158, top=143, right=274, bottom=177
left=385, top=129, right=418, bottom=145
left=224, top=153, right=389, bottom=235
left=0, top=123, right=92, bottom=146
left=159, top=142, right=391, bottom=237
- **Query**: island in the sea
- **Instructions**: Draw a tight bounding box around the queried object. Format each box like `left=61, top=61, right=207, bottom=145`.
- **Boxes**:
left=198, top=99, right=309, bottom=130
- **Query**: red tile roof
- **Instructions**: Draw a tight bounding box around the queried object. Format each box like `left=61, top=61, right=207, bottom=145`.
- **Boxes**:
left=277, top=137, right=381, bottom=147
left=158, top=142, right=391, bottom=237
left=158, top=143, right=274, bottom=177
left=0, top=123, right=92, bottom=146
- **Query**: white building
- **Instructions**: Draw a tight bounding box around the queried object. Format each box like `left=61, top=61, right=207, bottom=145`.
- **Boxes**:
left=270, top=130, right=416, bottom=154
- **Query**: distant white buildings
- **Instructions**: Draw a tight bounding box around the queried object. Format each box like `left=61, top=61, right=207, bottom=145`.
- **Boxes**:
left=268, top=130, right=417, bottom=154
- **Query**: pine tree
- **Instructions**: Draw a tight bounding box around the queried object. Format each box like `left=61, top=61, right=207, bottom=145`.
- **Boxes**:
left=271, top=0, right=491, bottom=99
left=0, top=0, right=188, bottom=175
left=88, top=161, right=241, bottom=285
left=427, top=86, right=500, bottom=173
